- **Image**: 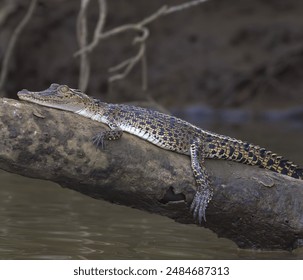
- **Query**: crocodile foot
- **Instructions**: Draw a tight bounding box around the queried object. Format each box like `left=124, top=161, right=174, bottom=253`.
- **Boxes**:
left=190, top=188, right=213, bottom=224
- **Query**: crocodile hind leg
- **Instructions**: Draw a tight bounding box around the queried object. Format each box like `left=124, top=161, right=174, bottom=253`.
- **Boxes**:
left=190, top=138, right=213, bottom=224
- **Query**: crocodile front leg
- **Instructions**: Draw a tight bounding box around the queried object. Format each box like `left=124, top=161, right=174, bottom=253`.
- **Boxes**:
left=190, top=138, right=213, bottom=224
left=92, top=123, right=123, bottom=149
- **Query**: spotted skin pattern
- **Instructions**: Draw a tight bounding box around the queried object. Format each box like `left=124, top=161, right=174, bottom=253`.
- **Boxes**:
left=17, top=84, right=303, bottom=223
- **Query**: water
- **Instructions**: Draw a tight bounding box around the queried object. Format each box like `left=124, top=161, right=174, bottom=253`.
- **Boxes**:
left=1, top=117, right=303, bottom=259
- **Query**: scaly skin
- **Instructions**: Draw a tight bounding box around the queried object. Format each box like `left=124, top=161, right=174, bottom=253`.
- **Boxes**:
left=17, top=84, right=303, bottom=223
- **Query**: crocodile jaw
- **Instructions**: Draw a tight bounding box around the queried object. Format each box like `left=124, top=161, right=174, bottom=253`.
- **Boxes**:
left=17, top=84, right=89, bottom=113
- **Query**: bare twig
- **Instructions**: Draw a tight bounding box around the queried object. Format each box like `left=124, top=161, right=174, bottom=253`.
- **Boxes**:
left=74, top=0, right=209, bottom=91
left=76, top=0, right=90, bottom=92
left=76, top=0, right=107, bottom=92
left=107, top=25, right=149, bottom=88
left=108, top=40, right=146, bottom=84
left=0, top=0, right=37, bottom=92
left=91, top=0, right=107, bottom=52
left=164, top=0, right=209, bottom=14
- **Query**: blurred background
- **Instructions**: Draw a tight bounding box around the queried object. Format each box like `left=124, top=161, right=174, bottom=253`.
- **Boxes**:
left=1, top=0, right=303, bottom=110
left=0, top=0, right=303, bottom=259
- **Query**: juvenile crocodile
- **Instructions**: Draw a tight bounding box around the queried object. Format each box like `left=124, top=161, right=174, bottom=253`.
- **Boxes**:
left=17, top=83, right=303, bottom=223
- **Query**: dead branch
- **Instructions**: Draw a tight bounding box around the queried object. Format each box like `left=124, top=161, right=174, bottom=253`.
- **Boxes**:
left=76, top=0, right=107, bottom=92
left=76, top=0, right=91, bottom=92
left=1, top=97, right=303, bottom=250
left=74, top=0, right=210, bottom=91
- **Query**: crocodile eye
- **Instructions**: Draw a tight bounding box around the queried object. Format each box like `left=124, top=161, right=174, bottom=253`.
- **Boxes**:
left=59, top=85, right=69, bottom=93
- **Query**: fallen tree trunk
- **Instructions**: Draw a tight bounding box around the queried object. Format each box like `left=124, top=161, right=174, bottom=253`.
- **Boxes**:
left=1, top=97, right=303, bottom=250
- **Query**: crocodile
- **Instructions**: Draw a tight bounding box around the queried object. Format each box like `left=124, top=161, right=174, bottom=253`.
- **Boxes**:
left=17, top=83, right=303, bottom=223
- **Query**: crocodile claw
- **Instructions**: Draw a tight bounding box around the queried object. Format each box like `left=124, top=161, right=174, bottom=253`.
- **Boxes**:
left=190, top=189, right=213, bottom=224
left=92, top=133, right=105, bottom=149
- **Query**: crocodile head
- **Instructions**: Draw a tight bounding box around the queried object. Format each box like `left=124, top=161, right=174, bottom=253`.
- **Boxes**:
left=17, top=83, right=92, bottom=113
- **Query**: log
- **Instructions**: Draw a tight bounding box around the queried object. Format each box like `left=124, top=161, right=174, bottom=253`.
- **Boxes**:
left=1, top=97, right=303, bottom=250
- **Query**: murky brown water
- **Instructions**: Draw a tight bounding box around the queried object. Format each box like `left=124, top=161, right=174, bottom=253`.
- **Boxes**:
left=1, top=119, right=303, bottom=259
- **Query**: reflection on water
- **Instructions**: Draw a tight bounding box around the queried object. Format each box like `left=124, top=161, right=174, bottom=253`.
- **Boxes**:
left=0, top=120, right=303, bottom=259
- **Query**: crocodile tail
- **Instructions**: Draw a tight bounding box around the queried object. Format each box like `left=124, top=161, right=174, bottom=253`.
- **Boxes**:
left=258, top=149, right=303, bottom=179
left=206, top=137, right=303, bottom=180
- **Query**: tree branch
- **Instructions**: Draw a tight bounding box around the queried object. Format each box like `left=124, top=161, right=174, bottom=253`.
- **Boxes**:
left=76, top=0, right=107, bottom=92
left=74, top=0, right=210, bottom=91
left=1, top=97, right=303, bottom=250
left=76, top=0, right=90, bottom=92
